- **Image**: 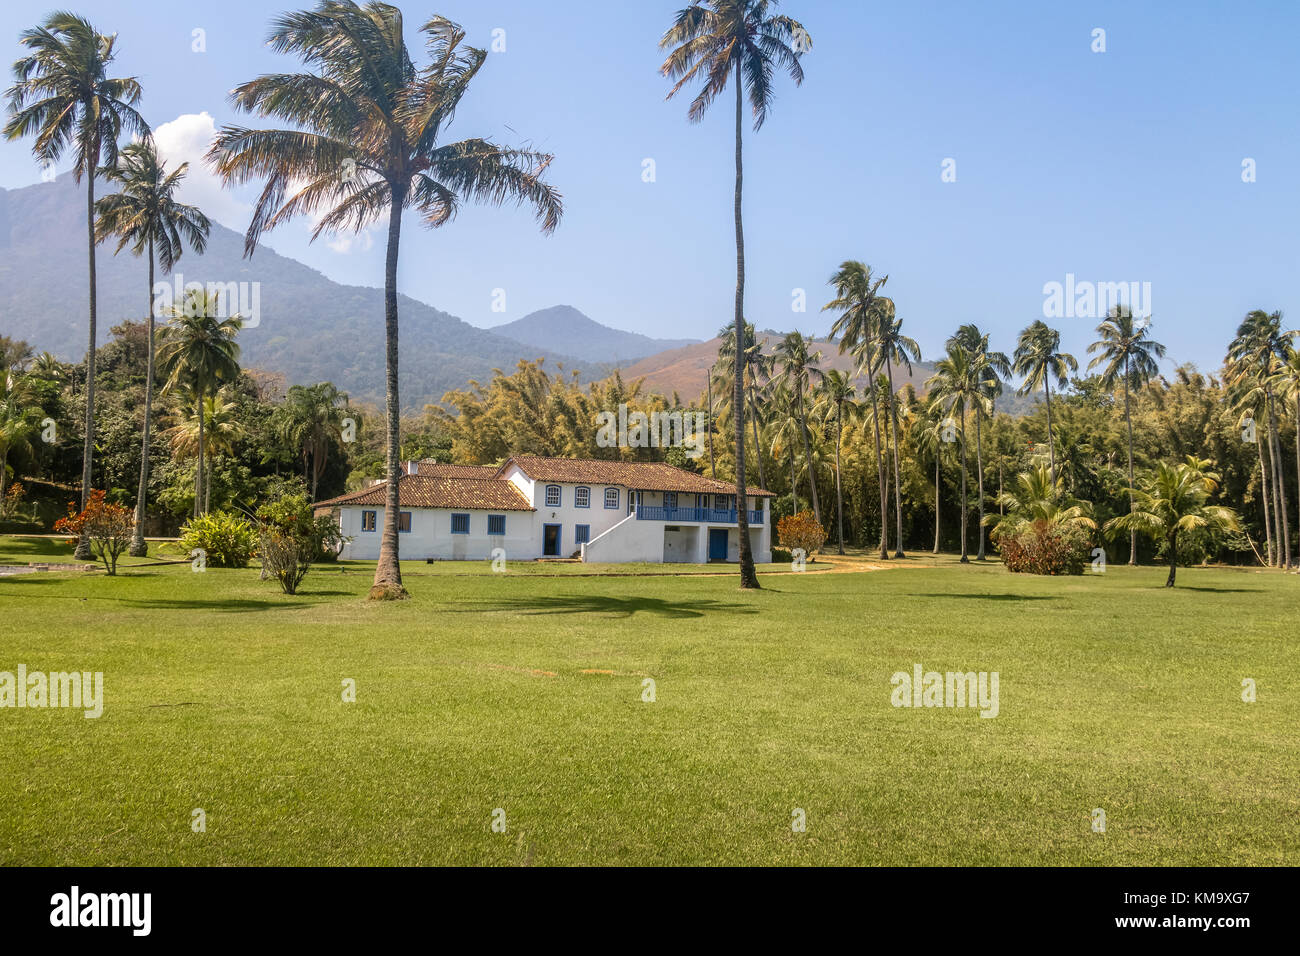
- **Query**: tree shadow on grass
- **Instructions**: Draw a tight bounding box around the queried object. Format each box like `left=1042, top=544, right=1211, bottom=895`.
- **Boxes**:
left=910, top=593, right=1060, bottom=602
left=117, top=597, right=313, bottom=612
left=1174, top=586, right=1261, bottom=594
left=452, top=594, right=760, bottom=619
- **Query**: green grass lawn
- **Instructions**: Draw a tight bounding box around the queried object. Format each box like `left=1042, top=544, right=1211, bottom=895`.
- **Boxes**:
left=1, top=535, right=1296, bottom=865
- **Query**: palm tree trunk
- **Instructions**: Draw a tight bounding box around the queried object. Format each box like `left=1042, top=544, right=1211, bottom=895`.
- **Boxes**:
left=129, top=238, right=156, bottom=556
left=750, top=395, right=766, bottom=490
left=788, top=444, right=798, bottom=514
left=1124, top=357, right=1136, bottom=565
left=1166, top=531, right=1178, bottom=587
left=195, top=388, right=205, bottom=517
left=933, top=451, right=941, bottom=554
left=731, top=64, right=758, bottom=589
left=865, top=358, right=888, bottom=560
left=1044, top=377, right=1056, bottom=486
left=885, top=358, right=904, bottom=557
left=796, top=387, right=820, bottom=524
left=706, top=376, right=715, bottom=478
left=833, top=404, right=844, bottom=554
left=74, top=161, right=99, bottom=559
left=1267, top=393, right=1290, bottom=568
left=974, top=410, right=986, bottom=560
left=370, top=186, right=409, bottom=598
left=1294, top=396, right=1300, bottom=567
left=1256, top=429, right=1273, bottom=566
left=958, top=407, right=969, bottom=563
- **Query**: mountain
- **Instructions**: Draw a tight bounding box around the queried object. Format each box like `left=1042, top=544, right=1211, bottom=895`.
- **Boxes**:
left=0, top=173, right=590, bottom=410
left=621, top=329, right=1038, bottom=416
left=488, top=305, right=698, bottom=364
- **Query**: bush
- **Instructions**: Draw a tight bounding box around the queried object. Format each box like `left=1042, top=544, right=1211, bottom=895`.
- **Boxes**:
left=178, top=512, right=257, bottom=568
left=997, top=521, right=1091, bottom=575
left=770, top=546, right=794, bottom=563
left=776, top=509, right=827, bottom=560
left=52, top=490, right=134, bottom=575
left=256, top=493, right=318, bottom=594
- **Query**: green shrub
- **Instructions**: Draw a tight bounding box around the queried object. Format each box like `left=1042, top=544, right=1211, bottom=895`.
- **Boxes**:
left=177, top=512, right=257, bottom=568
left=256, top=493, right=318, bottom=594
left=770, top=547, right=794, bottom=563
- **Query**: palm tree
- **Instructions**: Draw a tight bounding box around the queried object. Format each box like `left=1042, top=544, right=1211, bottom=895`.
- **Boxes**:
left=766, top=380, right=801, bottom=514
left=209, top=5, right=561, bottom=600
left=0, top=367, right=41, bottom=509
left=914, top=410, right=949, bottom=553
left=1227, top=310, right=1291, bottom=568
left=96, top=138, right=211, bottom=555
left=1013, top=320, right=1077, bottom=487
left=164, top=385, right=244, bottom=513
left=661, top=0, right=810, bottom=590
left=824, top=261, right=890, bottom=559
left=877, top=307, right=920, bottom=557
left=773, top=331, right=824, bottom=524
left=812, top=369, right=856, bottom=554
left=1087, top=307, right=1166, bottom=566
left=155, top=290, right=242, bottom=516
left=985, top=463, right=1097, bottom=542
left=5, top=12, right=148, bottom=557
left=949, top=324, right=1010, bottom=561
left=1107, top=461, right=1240, bottom=587
left=927, top=344, right=991, bottom=563
left=278, top=382, right=349, bottom=499
left=29, top=352, right=64, bottom=382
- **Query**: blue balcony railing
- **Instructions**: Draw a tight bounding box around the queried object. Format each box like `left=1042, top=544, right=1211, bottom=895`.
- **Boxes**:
left=635, top=505, right=764, bottom=524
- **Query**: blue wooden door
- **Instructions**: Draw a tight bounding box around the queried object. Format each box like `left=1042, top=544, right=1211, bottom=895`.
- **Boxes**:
left=708, top=528, right=728, bottom=561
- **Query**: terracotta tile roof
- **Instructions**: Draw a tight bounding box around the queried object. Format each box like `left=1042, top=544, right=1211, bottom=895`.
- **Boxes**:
left=498, top=456, right=774, bottom=497
left=314, top=475, right=534, bottom=512
left=413, top=461, right=499, bottom=478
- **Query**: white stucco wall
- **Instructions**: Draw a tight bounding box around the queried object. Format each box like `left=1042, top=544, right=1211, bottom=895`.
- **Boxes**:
left=335, top=505, right=534, bottom=561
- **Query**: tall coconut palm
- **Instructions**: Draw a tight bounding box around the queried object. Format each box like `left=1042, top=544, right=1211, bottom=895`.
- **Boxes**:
left=1013, top=320, right=1077, bottom=487
left=1087, top=307, right=1165, bottom=566
left=209, top=5, right=561, bottom=600
left=767, top=380, right=801, bottom=514
left=812, top=369, right=856, bottom=554
left=949, top=324, right=1010, bottom=561
left=927, top=344, right=990, bottom=563
left=4, top=12, right=148, bottom=557
left=824, top=261, right=890, bottom=559
left=661, top=0, right=810, bottom=590
left=95, top=138, right=211, bottom=555
left=772, top=331, right=824, bottom=524
left=155, top=290, right=241, bottom=516
left=1227, top=310, right=1291, bottom=567
left=876, top=307, right=920, bottom=557
left=1107, top=460, right=1240, bottom=588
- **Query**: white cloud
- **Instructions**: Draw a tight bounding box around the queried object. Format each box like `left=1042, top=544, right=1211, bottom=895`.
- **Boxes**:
left=150, top=111, right=378, bottom=255
left=151, top=112, right=250, bottom=233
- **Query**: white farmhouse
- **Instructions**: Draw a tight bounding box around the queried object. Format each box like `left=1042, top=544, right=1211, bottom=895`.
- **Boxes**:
left=315, top=456, right=773, bottom=564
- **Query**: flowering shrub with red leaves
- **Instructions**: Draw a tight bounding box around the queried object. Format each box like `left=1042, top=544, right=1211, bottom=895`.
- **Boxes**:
left=996, top=520, right=1091, bottom=575
left=53, top=490, right=134, bottom=575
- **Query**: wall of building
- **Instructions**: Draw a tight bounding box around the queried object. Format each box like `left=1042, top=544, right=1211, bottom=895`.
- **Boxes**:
left=337, top=506, right=534, bottom=561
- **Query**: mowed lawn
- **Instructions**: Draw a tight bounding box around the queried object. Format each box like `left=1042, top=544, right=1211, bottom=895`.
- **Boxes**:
left=0, top=535, right=1296, bottom=866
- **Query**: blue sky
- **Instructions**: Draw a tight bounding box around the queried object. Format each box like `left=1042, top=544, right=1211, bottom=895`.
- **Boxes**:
left=2, top=0, right=1297, bottom=374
